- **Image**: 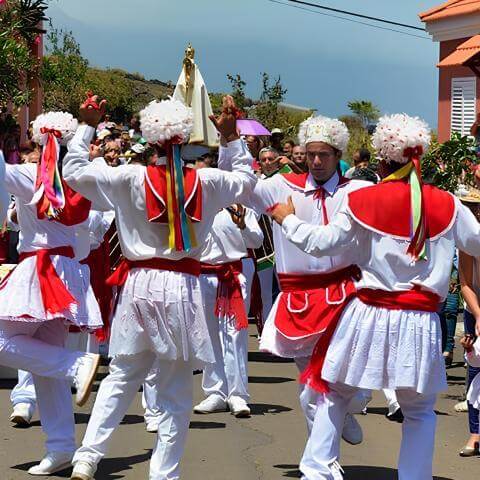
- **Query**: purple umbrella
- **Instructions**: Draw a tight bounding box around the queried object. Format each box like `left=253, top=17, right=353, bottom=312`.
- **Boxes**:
left=237, top=119, right=271, bottom=136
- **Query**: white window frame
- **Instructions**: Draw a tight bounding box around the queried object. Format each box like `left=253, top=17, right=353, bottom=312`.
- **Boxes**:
left=451, top=76, right=477, bottom=137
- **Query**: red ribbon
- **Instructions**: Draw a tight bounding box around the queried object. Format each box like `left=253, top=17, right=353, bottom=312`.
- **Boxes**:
left=83, top=91, right=100, bottom=110
left=19, top=247, right=77, bottom=315
left=201, top=261, right=248, bottom=330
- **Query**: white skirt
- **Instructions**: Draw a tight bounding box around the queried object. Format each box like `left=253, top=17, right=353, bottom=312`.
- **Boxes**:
left=0, top=255, right=102, bottom=329
left=467, top=372, right=480, bottom=410
left=322, top=298, right=447, bottom=395
left=259, top=295, right=321, bottom=358
left=108, top=268, right=214, bottom=369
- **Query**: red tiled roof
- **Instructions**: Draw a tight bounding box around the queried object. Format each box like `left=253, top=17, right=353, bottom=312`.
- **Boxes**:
left=437, top=34, right=480, bottom=66
left=420, top=0, right=480, bottom=22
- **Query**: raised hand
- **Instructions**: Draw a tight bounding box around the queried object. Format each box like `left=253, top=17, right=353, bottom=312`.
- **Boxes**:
left=79, top=92, right=107, bottom=128
left=209, top=95, right=240, bottom=143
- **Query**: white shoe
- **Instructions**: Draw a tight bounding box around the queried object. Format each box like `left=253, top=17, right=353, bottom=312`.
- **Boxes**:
left=193, top=395, right=228, bottom=414
left=454, top=400, right=468, bottom=412
left=342, top=413, right=363, bottom=445
left=145, top=423, right=158, bottom=433
left=28, top=451, right=73, bottom=475
left=228, top=396, right=251, bottom=418
left=71, top=461, right=97, bottom=480
left=74, top=353, right=100, bottom=407
left=10, top=402, right=34, bottom=426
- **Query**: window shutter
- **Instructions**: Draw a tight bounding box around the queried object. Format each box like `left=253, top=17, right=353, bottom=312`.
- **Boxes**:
left=451, top=77, right=476, bottom=136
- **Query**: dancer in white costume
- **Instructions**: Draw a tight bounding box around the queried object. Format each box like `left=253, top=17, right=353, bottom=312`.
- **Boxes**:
left=65, top=95, right=256, bottom=480
left=0, top=113, right=103, bottom=476
left=270, top=113, right=480, bottom=480
left=242, top=116, right=371, bottom=448
left=194, top=205, right=263, bottom=416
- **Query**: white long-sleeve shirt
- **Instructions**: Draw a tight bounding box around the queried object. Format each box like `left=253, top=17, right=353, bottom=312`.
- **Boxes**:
left=281, top=199, right=480, bottom=300
left=4, top=162, right=79, bottom=254
left=200, top=207, right=263, bottom=264
left=62, top=125, right=256, bottom=261
left=245, top=171, right=370, bottom=275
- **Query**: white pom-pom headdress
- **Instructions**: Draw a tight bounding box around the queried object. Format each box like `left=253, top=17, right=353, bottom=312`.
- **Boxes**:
left=31, top=111, right=78, bottom=146
left=372, top=114, right=432, bottom=263
left=140, top=98, right=194, bottom=145
left=298, top=115, right=349, bottom=152
left=372, top=113, right=431, bottom=164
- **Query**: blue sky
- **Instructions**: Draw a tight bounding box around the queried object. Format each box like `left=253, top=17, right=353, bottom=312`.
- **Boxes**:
left=47, top=0, right=442, bottom=126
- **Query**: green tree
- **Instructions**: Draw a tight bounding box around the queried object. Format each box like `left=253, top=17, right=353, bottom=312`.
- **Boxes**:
left=422, top=133, right=477, bottom=193
left=226, top=73, right=247, bottom=112
left=41, top=26, right=89, bottom=112
left=0, top=0, right=48, bottom=108
left=339, top=114, right=374, bottom=162
left=253, top=73, right=288, bottom=131
left=348, top=100, right=380, bottom=129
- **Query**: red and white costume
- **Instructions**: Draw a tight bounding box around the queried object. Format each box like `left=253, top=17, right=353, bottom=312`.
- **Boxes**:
left=0, top=120, right=103, bottom=459
left=63, top=103, right=256, bottom=478
left=199, top=207, right=263, bottom=403
left=280, top=114, right=480, bottom=480
left=242, top=125, right=371, bottom=435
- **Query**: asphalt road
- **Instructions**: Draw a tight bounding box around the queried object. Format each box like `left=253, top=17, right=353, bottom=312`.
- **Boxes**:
left=0, top=324, right=476, bottom=480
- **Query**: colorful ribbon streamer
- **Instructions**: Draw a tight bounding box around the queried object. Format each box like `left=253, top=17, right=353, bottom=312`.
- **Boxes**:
left=164, top=141, right=198, bottom=252
left=34, top=128, right=66, bottom=219
left=382, top=146, right=426, bottom=261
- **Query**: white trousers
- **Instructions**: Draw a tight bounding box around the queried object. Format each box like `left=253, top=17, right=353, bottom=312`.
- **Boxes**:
left=258, top=266, right=274, bottom=323
left=200, top=272, right=250, bottom=402
left=10, top=331, right=100, bottom=411
left=11, top=369, right=36, bottom=407
left=294, top=357, right=370, bottom=435
left=299, top=382, right=437, bottom=480
left=0, top=319, right=84, bottom=453
left=74, top=351, right=193, bottom=480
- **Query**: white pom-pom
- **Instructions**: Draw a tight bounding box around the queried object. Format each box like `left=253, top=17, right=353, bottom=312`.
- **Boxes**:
left=140, top=98, right=194, bottom=144
left=298, top=115, right=349, bottom=152
left=31, top=111, right=78, bottom=146
left=372, top=114, right=431, bottom=164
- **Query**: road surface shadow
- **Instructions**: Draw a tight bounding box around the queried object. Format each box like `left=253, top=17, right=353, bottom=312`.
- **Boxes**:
left=274, top=464, right=454, bottom=479
left=248, top=351, right=294, bottom=363
left=343, top=466, right=453, bottom=479
left=366, top=407, right=449, bottom=417
left=189, top=420, right=226, bottom=429
left=249, top=403, right=292, bottom=416
left=248, top=375, right=294, bottom=384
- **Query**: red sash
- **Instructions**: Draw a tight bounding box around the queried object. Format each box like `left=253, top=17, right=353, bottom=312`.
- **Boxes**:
left=80, top=240, right=113, bottom=342
left=144, top=165, right=202, bottom=223
left=303, top=286, right=441, bottom=393
left=357, top=287, right=441, bottom=312
left=13, top=247, right=77, bottom=315
left=201, top=260, right=248, bottom=330
left=107, top=257, right=201, bottom=287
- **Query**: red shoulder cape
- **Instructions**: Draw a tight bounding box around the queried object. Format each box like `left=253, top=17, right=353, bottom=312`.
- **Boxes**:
left=347, top=180, right=457, bottom=239
left=280, top=172, right=350, bottom=191
left=144, top=165, right=202, bottom=223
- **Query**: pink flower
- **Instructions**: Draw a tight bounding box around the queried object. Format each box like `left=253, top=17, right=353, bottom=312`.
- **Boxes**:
left=34, top=34, right=41, bottom=45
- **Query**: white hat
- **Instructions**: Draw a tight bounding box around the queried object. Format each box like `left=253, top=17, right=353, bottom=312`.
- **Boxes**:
left=372, top=114, right=431, bottom=164
left=131, top=143, right=146, bottom=154
left=97, top=129, right=112, bottom=141
left=271, top=128, right=283, bottom=135
left=298, top=115, right=349, bottom=152
left=140, top=98, right=194, bottom=144
left=31, top=111, right=78, bottom=146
